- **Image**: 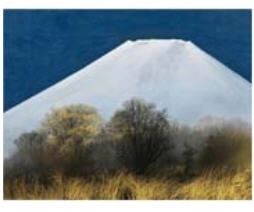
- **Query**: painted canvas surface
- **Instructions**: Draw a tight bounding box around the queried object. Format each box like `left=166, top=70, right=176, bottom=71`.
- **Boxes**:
left=3, top=10, right=252, bottom=200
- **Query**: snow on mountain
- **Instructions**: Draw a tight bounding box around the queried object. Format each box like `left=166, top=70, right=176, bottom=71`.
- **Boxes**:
left=4, top=39, right=251, bottom=157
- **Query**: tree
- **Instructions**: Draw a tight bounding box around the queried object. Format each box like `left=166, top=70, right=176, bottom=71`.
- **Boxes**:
left=15, top=131, right=46, bottom=158
left=108, top=98, right=172, bottom=174
left=13, top=131, right=48, bottom=172
left=41, top=104, right=102, bottom=154
left=41, top=104, right=103, bottom=175
left=4, top=131, right=51, bottom=183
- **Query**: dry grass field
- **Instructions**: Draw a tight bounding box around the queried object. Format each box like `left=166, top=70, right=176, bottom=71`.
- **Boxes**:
left=4, top=165, right=251, bottom=200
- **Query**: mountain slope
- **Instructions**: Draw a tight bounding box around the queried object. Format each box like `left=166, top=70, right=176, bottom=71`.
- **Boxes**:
left=4, top=39, right=251, bottom=156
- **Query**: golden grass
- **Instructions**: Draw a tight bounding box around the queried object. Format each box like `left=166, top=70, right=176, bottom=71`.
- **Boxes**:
left=4, top=166, right=251, bottom=200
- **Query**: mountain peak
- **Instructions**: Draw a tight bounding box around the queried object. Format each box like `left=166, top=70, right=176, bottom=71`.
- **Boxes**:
left=128, top=38, right=190, bottom=44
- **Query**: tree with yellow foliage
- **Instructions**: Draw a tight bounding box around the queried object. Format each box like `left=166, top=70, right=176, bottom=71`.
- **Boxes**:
left=42, top=105, right=102, bottom=151
left=41, top=104, right=103, bottom=175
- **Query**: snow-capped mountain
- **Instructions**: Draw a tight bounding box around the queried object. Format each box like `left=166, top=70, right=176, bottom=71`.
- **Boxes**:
left=4, top=39, right=251, bottom=157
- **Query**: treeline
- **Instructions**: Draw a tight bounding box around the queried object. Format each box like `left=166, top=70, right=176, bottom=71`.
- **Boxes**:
left=4, top=98, right=251, bottom=184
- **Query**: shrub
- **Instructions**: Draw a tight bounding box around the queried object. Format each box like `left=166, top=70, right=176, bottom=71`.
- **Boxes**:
left=108, top=98, right=173, bottom=174
left=80, top=128, right=121, bottom=176
left=198, top=121, right=251, bottom=169
left=4, top=131, right=51, bottom=183
left=14, top=131, right=47, bottom=159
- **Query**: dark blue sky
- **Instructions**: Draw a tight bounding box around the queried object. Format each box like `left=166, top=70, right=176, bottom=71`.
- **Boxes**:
left=4, top=10, right=252, bottom=111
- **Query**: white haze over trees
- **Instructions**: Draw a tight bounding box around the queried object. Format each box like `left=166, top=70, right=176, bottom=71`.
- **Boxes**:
left=4, top=99, right=251, bottom=180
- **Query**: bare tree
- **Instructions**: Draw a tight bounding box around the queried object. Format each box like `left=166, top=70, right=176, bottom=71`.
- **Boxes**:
left=109, top=98, right=173, bottom=174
